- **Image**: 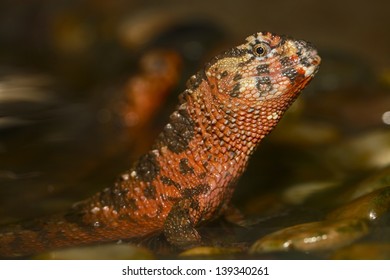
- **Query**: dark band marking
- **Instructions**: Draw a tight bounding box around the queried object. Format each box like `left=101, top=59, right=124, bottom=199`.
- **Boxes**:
left=233, top=74, right=242, bottom=81
left=223, top=47, right=249, bottom=57
left=156, top=109, right=195, bottom=154
left=180, top=184, right=210, bottom=198
left=128, top=198, right=139, bottom=211
left=300, top=57, right=312, bottom=67
left=143, top=184, right=157, bottom=199
left=160, top=194, right=179, bottom=202
left=257, top=76, right=271, bottom=85
left=221, top=71, right=229, bottom=78
left=280, top=57, right=293, bottom=67
left=179, top=158, right=194, bottom=175
left=282, top=67, right=299, bottom=82
left=96, top=187, right=130, bottom=212
left=256, top=64, right=269, bottom=75
left=160, top=176, right=182, bottom=190
left=256, top=76, right=272, bottom=93
left=230, top=83, right=241, bottom=97
left=134, top=152, right=160, bottom=182
left=189, top=198, right=201, bottom=212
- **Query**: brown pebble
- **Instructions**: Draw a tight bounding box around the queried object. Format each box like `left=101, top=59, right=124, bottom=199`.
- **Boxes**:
left=327, top=186, right=390, bottom=221
left=249, top=218, right=369, bottom=253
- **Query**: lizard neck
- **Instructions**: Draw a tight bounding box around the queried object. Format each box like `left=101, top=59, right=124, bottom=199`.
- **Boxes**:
left=180, top=77, right=283, bottom=182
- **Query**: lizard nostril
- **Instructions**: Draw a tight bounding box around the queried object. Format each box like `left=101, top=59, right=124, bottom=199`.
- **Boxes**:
left=312, top=55, right=321, bottom=65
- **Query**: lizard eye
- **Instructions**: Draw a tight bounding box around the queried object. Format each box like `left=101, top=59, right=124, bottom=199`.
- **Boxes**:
left=253, top=43, right=270, bottom=57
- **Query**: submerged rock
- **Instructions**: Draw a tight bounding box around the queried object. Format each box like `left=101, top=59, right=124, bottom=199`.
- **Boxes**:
left=327, top=186, right=390, bottom=221
left=249, top=218, right=369, bottom=254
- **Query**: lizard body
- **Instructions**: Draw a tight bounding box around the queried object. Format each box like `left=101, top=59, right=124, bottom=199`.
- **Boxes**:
left=0, top=32, right=320, bottom=257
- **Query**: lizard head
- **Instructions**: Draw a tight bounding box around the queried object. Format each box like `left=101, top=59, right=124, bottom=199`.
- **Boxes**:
left=202, top=31, right=320, bottom=135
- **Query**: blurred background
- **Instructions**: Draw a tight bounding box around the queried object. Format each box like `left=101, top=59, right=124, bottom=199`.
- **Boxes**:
left=0, top=0, right=389, bottom=259
left=0, top=0, right=389, bottom=66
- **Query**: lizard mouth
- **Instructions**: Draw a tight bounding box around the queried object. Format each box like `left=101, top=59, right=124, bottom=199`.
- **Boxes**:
left=300, top=45, right=321, bottom=78
left=303, top=54, right=321, bottom=78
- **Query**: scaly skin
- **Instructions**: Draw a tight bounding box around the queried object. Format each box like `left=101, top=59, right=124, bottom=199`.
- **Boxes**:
left=0, top=32, right=320, bottom=257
